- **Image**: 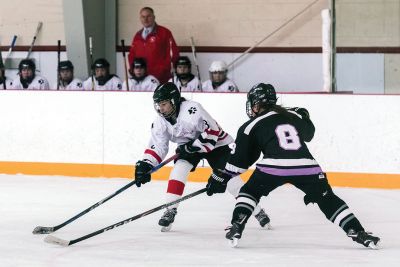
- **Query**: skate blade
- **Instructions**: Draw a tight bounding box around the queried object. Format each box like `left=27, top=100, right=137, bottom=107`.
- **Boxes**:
left=262, top=223, right=273, bottom=230
left=161, top=225, right=172, bottom=232
left=368, top=240, right=380, bottom=250
left=228, top=238, right=239, bottom=248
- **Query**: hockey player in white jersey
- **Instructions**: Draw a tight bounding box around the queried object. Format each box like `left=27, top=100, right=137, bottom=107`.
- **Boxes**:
left=202, top=60, right=238, bottom=92
left=83, top=58, right=122, bottom=90
left=54, top=60, right=83, bottom=90
left=134, top=82, right=270, bottom=232
left=122, top=58, right=159, bottom=91
left=10, top=59, right=50, bottom=90
left=0, top=61, right=12, bottom=89
left=169, top=56, right=201, bottom=92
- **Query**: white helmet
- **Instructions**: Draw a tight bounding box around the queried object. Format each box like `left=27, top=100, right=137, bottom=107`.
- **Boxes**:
left=209, top=60, right=227, bottom=72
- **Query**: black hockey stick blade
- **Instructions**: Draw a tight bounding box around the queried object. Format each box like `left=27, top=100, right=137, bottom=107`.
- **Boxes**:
left=44, top=187, right=206, bottom=246
left=33, top=154, right=178, bottom=235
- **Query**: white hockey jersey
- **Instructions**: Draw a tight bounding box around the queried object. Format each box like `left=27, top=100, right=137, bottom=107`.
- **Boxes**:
left=168, top=76, right=201, bottom=92
left=9, top=75, right=50, bottom=90
left=202, top=79, right=239, bottom=92
left=142, top=100, right=234, bottom=166
left=53, top=78, right=84, bottom=90
left=83, top=76, right=123, bottom=91
left=0, top=77, right=13, bottom=89
left=122, top=75, right=159, bottom=91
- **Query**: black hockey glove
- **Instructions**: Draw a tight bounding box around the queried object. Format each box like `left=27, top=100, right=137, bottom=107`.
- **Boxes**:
left=206, top=169, right=232, bottom=196
left=287, top=107, right=310, bottom=120
left=176, top=141, right=201, bottom=161
left=134, top=160, right=153, bottom=187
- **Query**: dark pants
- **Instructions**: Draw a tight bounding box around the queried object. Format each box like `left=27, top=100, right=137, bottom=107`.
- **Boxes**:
left=232, top=169, right=364, bottom=234
left=179, top=145, right=232, bottom=171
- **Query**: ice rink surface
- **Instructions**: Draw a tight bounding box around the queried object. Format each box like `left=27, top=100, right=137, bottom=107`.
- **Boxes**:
left=1, top=174, right=399, bottom=267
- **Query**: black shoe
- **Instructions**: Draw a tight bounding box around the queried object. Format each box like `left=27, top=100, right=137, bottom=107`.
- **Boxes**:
left=158, top=208, right=177, bottom=231
left=254, top=209, right=271, bottom=229
left=347, top=229, right=380, bottom=249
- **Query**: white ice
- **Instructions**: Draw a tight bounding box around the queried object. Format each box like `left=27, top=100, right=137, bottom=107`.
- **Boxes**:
left=1, top=174, right=399, bottom=266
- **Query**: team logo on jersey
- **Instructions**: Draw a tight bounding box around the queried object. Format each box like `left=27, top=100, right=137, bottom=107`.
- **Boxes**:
left=228, top=85, right=235, bottom=92
left=188, top=107, right=197, bottom=114
left=38, top=79, right=44, bottom=84
left=77, top=82, right=83, bottom=88
left=318, top=172, right=326, bottom=179
left=117, top=83, right=122, bottom=90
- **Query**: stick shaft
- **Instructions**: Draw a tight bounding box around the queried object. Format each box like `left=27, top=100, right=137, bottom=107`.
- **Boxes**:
left=121, top=40, right=130, bottom=91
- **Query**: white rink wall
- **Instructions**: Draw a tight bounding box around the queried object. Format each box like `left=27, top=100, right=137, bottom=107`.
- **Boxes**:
left=0, top=91, right=399, bottom=175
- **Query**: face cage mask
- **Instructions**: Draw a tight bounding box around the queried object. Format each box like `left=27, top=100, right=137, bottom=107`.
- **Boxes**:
left=154, top=99, right=176, bottom=118
left=246, top=100, right=256, bottom=119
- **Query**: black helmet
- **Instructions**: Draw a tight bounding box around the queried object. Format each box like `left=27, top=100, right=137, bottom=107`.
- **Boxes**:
left=132, top=58, right=147, bottom=69
left=175, top=56, right=191, bottom=68
left=246, top=83, right=277, bottom=118
left=92, top=58, right=110, bottom=70
left=153, top=82, right=181, bottom=118
left=58, top=60, right=74, bottom=71
left=18, top=59, right=36, bottom=72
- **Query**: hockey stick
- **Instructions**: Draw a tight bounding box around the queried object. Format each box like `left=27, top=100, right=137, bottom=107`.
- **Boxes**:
left=89, top=36, right=95, bottom=90
left=5, top=35, right=17, bottom=62
left=56, top=40, right=61, bottom=90
left=190, top=37, right=202, bottom=91
left=33, top=154, right=178, bottom=235
left=169, top=38, right=175, bottom=85
left=120, top=40, right=130, bottom=91
left=0, top=40, right=5, bottom=90
left=26, top=21, right=43, bottom=59
left=44, top=187, right=207, bottom=246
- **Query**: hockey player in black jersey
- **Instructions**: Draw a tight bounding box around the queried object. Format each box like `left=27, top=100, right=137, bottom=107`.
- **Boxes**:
left=206, top=83, right=380, bottom=249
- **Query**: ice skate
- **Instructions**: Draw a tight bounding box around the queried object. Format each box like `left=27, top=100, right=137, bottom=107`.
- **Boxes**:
left=225, top=223, right=244, bottom=248
left=347, top=229, right=380, bottom=249
left=158, top=208, right=177, bottom=232
left=254, top=209, right=272, bottom=229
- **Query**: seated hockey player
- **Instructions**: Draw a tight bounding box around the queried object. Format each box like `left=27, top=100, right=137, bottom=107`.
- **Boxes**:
left=122, top=58, right=159, bottom=91
left=10, top=59, right=50, bottom=90
left=83, top=58, right=122, bottom=90
left=169, top=56, right=201, bottom=92
left=0, top=60, right=12, bottom=89
left=134, top=82, right=271, bottom=232
left=206, top=83, right=380, bottom=249
left=202, top=60, right=238, bottom=92
left=54, top=60, right=83, bottom=90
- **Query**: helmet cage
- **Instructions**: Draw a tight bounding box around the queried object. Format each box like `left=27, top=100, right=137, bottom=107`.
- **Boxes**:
left=153, top=83, right=181, bottom=118
left=246, top=83, right=277, bottom=118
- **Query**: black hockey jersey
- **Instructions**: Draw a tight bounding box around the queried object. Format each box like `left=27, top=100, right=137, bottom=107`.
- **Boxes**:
left=224, top=109, right=322, bottom=177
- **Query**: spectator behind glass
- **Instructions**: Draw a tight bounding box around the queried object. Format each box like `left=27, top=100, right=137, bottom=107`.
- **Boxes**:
left=0, top=60, right=12, bottom=89
left=202, top=60, right=239, bottom=92
left=169, top=56, right=201, bottom=92
left=9, top=59, right=50, bottom=90
left=123, top=57, right=159, bottom=91
left=54, top=60, right=83, bottom=90
left=83, top=58, right=123, bottom=91
left=128, top=7, right=179, bottom=84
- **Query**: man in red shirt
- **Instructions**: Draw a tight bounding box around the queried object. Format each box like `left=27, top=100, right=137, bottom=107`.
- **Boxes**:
left=128, top=7, right=179, bottom=84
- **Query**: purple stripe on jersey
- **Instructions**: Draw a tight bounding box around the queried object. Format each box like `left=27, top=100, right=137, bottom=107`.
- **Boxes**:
left=257, top=166, right=322, bottom=176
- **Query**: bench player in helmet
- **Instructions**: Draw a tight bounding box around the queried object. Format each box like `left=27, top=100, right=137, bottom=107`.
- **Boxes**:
left=0, top=60, right=12, bottom=89
left=134, top=82, right=271, bottom=232
left=202, top=60, right=238, bottom=92
left=206, top=83, right=380, bottom=249
left=169, top=56, right=201, bottom=92
left=10, top=59, right=50, bottom=90
left=83, top=58, right=122, bottom=90
left=122, top=58, right=159, bottom=91
left=54, top=60, right=83, bottom=90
